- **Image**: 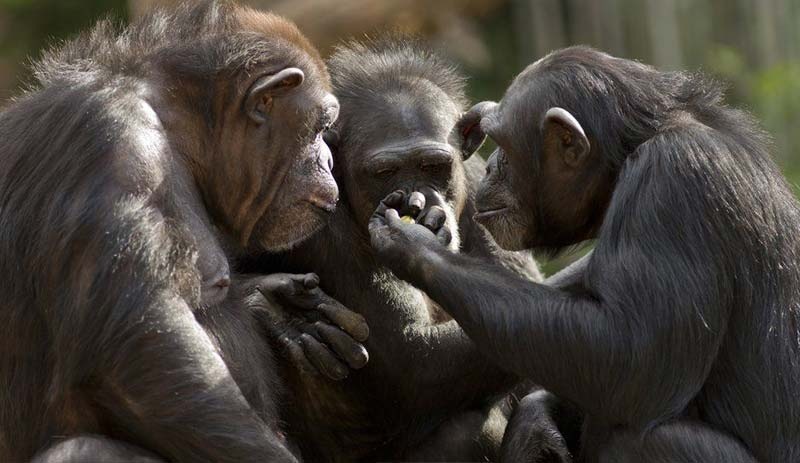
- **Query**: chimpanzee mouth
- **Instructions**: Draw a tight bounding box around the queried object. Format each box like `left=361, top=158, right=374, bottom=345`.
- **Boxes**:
left=475, top=206, right=509, bottom=220
left=305, top=196, right=338, bottom=213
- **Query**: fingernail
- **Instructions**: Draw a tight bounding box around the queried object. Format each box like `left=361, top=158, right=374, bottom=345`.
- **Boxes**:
left=409, top=192, right=425, bottom=210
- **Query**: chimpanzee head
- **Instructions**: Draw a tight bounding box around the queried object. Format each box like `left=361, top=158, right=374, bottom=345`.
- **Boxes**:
left=150, top=4, right=339, bottom=252
left=469, top=46, right=667, bottom=252
left=325, top=38, right=485, bottom=248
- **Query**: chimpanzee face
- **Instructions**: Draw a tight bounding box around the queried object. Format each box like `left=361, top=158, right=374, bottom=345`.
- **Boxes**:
left=472, top=69, right=610, bottom=252
left=198, top=43, right=340, bottom=253
left=333, top=79, right=467, bottom=246
left=240, top=63, right=341, bottom=252
left=473, top=88, right=542, bottom=251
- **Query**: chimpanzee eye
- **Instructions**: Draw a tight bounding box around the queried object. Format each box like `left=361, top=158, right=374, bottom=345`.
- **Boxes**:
left=374, top=167, right=398, bottom=179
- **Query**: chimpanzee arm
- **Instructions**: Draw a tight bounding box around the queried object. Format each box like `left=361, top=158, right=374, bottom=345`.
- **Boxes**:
left=370, top=130, right=732, bottom=425
left=333, top=264, right=515, bottom=412
left=283, top=208, right=516, bottom=412
left=49, top=198, right=296, bottom=463
left=543, top=251, right=591, bottom=290
left=366, top=200, right=518, bottom=410
left=388, top=317, right=513, bottom=409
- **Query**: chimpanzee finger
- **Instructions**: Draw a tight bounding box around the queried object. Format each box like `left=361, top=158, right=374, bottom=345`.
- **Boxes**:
left=287, top=340, right=319, bottom=376
left=315, top=300, right=369, bottom=342
left=299, top=334, right=349, bottom=380
left=268, top=286, right=325, bottom=312
left=369, top=212, right=389, bottom=236
left=406, top=191, right=426, bottom=218
left=275, top=330, right=318, bottom=377
left=256, top=273, right=315, bottom=299
left=384, top=208, right=404, bottom=229
left=302, top=273, right=320, bottom=290
left=436, top=226, right=453, bottom=246
left=419, top=206, right=447, bottom=233
left=315, top=322, right=369, bottom=369
left=379, top=190, right=407, bottom=212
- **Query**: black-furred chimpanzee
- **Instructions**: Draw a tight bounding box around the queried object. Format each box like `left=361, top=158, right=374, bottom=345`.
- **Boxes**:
left=249, top=38, right=543, bottom=462
left=369, top=46, right=800, bottom=462
left=0, top=3, right=369, bottom=462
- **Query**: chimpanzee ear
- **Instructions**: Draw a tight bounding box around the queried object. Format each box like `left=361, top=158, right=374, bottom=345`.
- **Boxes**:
left=245, top=68, right=305, bottom=124
left=454, top=102, right=494, bottom=160
left=543, top=107, right=590, bottom=168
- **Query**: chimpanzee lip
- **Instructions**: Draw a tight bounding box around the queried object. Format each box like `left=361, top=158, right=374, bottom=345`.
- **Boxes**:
left=305, top=196, right=338, bottom=213
left=475, top=206, right=509, bottom=220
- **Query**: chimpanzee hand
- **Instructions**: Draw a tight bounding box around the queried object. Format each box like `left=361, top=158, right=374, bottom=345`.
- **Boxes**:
left=254, top=273, right=369, bottom=380
left=369, top=190, right=453, bottom=281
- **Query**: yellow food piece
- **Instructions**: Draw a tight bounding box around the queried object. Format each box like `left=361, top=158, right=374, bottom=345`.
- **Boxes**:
left=400, top=215, right=416, bottom=224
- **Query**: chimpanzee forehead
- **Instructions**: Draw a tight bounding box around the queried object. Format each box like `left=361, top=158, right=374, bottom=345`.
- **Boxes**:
left=342, top=80, right=460, bottom=145
left=234, top=7, right=329, bottom=86
left=490, top=80, right=544, bottom=145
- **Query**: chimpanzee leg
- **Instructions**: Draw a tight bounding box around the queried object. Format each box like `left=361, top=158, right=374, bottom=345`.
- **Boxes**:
left=32, top=435, right=162, bottom=463
left=597, top=420, right=758, bottom=463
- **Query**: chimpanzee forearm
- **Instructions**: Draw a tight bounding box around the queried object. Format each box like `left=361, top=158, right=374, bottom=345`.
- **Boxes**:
left=382, top=318, right=516, bottom=411
left=401, top=246, right=721, bottom=423
left=543, top=251, right=591, bottom=290
left=282, top=228, right=516, bottom=413
left=343, top=274, right=516, bottom=411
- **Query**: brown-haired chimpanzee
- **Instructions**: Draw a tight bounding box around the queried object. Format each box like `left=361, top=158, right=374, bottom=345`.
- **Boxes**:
left=0, top=2, right=369, bottom=462
left=369, top=46, right=800, bottom=462
left=247, top=38, right=543, bottom=462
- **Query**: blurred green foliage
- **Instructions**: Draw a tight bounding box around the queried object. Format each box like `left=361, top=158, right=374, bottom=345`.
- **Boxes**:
left=0, top=0, right=127, bottom=93
left=707, top=45, right=800, bottom=192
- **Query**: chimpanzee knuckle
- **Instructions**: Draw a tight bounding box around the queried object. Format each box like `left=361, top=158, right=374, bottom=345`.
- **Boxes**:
left=368, top=216, right=388, bottom=234
left=422, top=211, right=447, bottom=233
left=276, top=333, right=294, bottom=348
left=437, top=227, right=453, bottom=246
left=318, top=303, right=369, bottom=342
left=301, top=321, right=321, bottom=338
left=335, top=340, right=369, bottom=369
left=384, top=190, right=406, bottom=209
left=407, top=191, right=426, bottom=216
left=287, top=342, right=318, bottom=377
left=302, top=273, right=320, bottom=289
left=300, top=334, right=348, bottom=380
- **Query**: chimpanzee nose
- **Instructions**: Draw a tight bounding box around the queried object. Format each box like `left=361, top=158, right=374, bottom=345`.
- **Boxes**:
left=319, top=139, right=334, bottom=171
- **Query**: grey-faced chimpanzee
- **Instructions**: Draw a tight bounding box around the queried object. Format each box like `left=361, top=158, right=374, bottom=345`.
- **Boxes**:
left=0, top=3, right=369, bottom=462
left=247, top=38, right=542, bottom=462
left=369, top=46, right=800, bottom=462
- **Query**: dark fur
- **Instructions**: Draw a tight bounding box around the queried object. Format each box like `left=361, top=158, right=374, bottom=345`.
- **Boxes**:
left=369, top=46, right=799, bottom=462
left=0, top=2, right=340, bottom=462
left=248, top=38, right=541, bottom=462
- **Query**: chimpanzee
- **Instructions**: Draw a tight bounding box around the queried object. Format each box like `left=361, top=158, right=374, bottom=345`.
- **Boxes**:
left=0, top=2, right=368, bottom=462
left=369, top=46, right=800, bottom=462
left=249, top=38, right=542, bottom=462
